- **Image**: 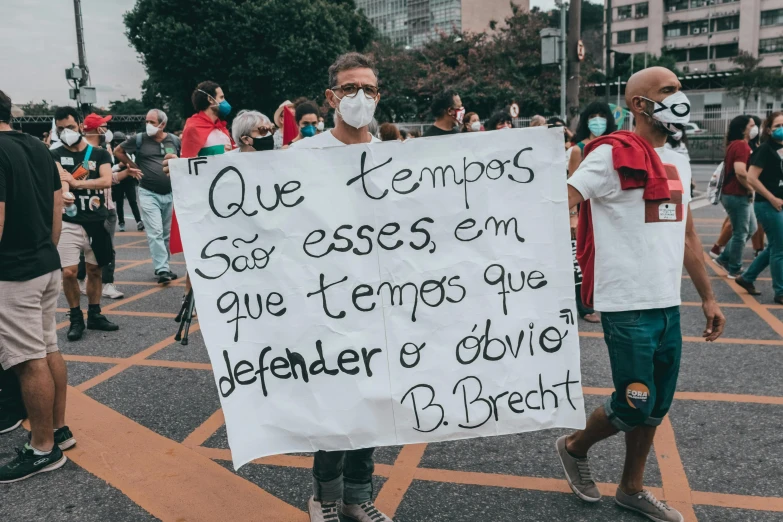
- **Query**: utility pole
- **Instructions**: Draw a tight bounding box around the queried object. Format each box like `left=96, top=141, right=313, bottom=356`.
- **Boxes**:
left=566, top=0, right=582, bottom=123
left=560, top=1, right=567, bottom=120
left=604, top=0, right=612, bottom=103
left=72, top=0, right=91, bottom=114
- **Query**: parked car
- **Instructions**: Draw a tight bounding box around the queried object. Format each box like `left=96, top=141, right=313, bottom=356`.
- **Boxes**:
left=683, top=122, right=705, bottom=135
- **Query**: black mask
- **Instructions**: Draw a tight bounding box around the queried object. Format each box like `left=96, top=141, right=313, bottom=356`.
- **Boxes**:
left=251, top=135, right=274, bottom=152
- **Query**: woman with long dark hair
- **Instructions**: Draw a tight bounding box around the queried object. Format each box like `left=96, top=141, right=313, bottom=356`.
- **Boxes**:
left=567, top=101, right=616, bottom=324
left=714, top=115, right=757, bottom=278
left=736, top=112, right=783, bottom=300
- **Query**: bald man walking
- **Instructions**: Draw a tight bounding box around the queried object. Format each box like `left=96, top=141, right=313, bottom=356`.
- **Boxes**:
left=555, top=68, right=725, bottom=521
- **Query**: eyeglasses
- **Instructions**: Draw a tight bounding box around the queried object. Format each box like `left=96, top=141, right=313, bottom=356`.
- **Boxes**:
left=331, top=83, right=379, bottom=99
left=243, top=126, right=276, bottom=140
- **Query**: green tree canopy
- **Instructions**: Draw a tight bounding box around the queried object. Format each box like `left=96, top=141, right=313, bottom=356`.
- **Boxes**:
left=124, top=0, right=375, bottom=122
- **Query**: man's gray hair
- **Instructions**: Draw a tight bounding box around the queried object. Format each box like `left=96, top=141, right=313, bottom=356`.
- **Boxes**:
left=231, top=110, right=271, bottom=144
left=152, top=108, right=168, bottom=125
left=328, top=52, right=378, bottom=89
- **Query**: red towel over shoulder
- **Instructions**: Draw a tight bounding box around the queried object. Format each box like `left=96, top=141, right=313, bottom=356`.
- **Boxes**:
left=576, top=131, right=672, bottom=309
left=170, top=112, right=233, bottom=255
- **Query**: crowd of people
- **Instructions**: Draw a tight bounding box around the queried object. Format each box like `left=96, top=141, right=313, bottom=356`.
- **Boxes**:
left=4, top=49, right=783, bottom=522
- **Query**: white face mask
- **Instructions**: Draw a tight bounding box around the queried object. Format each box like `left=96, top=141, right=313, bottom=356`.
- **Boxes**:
left=470, top=121, right=481, bottom=132
left=59, top=128, right=82, bottom=147
left=671, top=130, right=683, bottom=141
left=103, top=129, right=113, bottom=144
left=146, top=123, right=160, bottom=137
left=749, top=125, right=759, bottom=140
left=334, top=90, right=377, bottom=129
left=316, top=121, right=324, bottom=132
left=642, top=91, right=691, bottom=135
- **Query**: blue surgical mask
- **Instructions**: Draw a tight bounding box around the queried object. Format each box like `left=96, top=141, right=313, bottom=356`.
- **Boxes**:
left=588, top=117, right=607, bottom=137
left=301, top=124, right=316, bottom=138
left=217, top=100, right=232, bottom=119
left=772, top=127, right=783, bottom=142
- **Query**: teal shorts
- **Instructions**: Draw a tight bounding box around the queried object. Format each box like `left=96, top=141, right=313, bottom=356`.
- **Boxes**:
left=601, top=306, right=682, bottom=432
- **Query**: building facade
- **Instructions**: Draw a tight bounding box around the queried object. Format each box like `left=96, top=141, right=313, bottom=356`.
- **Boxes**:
left=356, top=0, right=523, bottom=48
left=607, top=0, right=783, bottom=73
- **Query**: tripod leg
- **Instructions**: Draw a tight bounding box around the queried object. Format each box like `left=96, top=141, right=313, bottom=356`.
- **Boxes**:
left=175, top=291, right=190, bottom=323
left=181, top=293, right=196, bottom=345
left=175, top=290, right=192, bottom=340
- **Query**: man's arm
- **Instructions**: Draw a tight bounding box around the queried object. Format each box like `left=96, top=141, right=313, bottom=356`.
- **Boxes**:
left=61, top=162, right=113, bottom=190
left=567, top=184, right=585, bottom=209
left=113, top=144, right=139, bottom=170
left=51, top=189, right=62, bottom=246
left=683, top=205, right=725, bottom=341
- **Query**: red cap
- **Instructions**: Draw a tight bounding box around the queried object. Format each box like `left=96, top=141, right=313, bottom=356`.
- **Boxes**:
left=83, top=113, right=113, bottom=131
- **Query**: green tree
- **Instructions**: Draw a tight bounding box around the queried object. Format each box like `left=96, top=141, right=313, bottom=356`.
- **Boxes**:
left=124, top=0, right=375, bottom=121
left=725, top=51, right=781, bottom=108
left=15, top=100, right=59, bottom=116
left=108, top=98, right=146, bottom=115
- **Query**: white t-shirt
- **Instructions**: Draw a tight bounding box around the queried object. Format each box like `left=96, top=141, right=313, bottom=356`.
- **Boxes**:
left=567, top=144, right=692, bottom=312
left=288, top=129, right=380, bottom=149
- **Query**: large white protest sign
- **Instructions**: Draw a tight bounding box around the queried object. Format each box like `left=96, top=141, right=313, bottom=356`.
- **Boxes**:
left=170, top=127, right=585, bottom=468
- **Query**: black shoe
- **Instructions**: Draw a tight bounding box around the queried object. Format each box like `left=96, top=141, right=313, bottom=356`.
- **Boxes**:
left=0, top=409, right=25, bottom=435
left=28, top=426, right=76, bottom=451
left=87, top=313, right=119, bottom=332
left=735, top=276, right=761, bottom=296
left=0, top=444, right=66, bottom=483
left=775, top=295, right=783, bottom=306
left=67, top=317, right=85, bottom=342
left=157, top=271, right=178, bottom=284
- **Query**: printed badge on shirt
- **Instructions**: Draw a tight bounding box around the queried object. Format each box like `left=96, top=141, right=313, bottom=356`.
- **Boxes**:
left=645, top=164, right=683, bottom=223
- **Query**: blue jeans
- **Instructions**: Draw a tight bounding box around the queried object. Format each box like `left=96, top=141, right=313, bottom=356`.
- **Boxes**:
left=313, top=448, right=375, bottom=503
left=742, top=201, right=783, bottom=297
left=717, top=194, right=757, bottom=274
left=138, top=188, right=173, bottom=274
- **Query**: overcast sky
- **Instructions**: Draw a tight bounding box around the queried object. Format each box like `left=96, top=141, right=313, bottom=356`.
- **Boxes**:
left=1, top=0, right=589, bottom=109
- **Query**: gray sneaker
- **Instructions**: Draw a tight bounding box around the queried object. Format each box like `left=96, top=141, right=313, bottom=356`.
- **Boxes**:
left=342, top=501, right=394, bottom=522
left=555, top=435, right=601, bottom=502
left=615, top=488, right=683, bottom=522
left=308, top=496, right=339, bottom=522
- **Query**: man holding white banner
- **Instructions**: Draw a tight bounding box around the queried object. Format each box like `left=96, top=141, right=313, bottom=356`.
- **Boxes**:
left=287, top=52, right=388, bottom=522
left=170, top=55, right=585, bottom=522
left=558, top=67, right=725, bottom=522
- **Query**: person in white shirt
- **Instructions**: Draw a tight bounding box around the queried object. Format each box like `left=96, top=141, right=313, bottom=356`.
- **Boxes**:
left=554, top=67, right=725, bottom=522
left=288, top=53, right=389, bottom=522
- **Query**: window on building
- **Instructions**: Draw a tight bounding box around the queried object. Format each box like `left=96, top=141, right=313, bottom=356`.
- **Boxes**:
left=689, top=46, right=708, bottom=60
left=617, top=5, right=632, bottom=19
left=664, top=0, right=689, bottom=11
left=617, top=30, right=632, bottom=44
left=760, top=37, right=783, bottom=54
left=664, top=23, right=686, bottom=38
left=690, top=0, right=707, bottom=8
left=664, top=48, right=689, bottom=62
left=690, top=20, right=708, bottom=34
left=635, top=2, right=649, bottom=17
left=713, top=15, right=740, bottom=31
left=635, top=28, right=648, bottom=42
left=704, top=104, right=722, bottom=119
left=714, top=43, right=739, bottom=59
left=761, top=9, right=783, bottom=26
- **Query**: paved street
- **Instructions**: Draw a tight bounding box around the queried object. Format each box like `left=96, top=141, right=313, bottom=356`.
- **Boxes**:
left=1, top=192, right=782, bottom=522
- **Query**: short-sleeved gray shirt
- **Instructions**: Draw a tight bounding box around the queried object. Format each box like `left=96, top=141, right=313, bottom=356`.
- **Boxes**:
left=120, top=133, right=180, bottom=194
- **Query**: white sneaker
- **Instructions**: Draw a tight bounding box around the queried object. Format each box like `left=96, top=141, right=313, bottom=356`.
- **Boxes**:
left=78, top=280, right=87, bottom=296
left=102, top=283, right=124, bottom=299
left=308, top=496, right=339, bottom=522
left=342, top=501, right=394, bottom=522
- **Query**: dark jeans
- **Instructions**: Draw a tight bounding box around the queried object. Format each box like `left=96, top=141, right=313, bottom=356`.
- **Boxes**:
left=313, top=448, right=375, bottom=503
left=78, top=209, right=117, bottom=284
left=113, top=179, right=141, bottom=225
left=601, top=306, right=682, bottom=432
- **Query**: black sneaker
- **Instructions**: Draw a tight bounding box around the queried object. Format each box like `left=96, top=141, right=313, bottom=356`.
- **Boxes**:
left=0, top=410, right=25, bottom=434
left=28, top=426, right=76, bottom=451
left=67, top=316, right=86, bottom=342
left=87, top=312, right=119, bottom=332
left=714, top=257, right=739, bottom=279
left=735, top=276, right=761, bottom=296
left=157, top=271, right=178, bottom=284
left=775, top=295, right=783, bottom=306
left=0, top=443, right=67, bottom=483
left=137, top=222, right=145, bottom=231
